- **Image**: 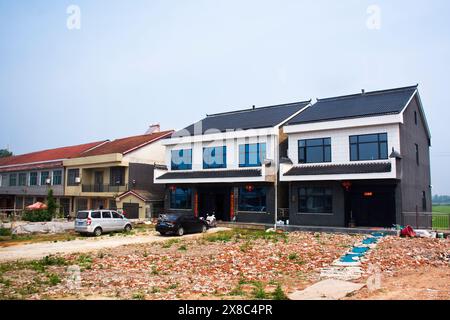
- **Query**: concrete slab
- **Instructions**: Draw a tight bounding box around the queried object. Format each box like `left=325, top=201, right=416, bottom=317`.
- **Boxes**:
left=289, top=279, right=365, bottom=300
left=320, top=266, right=363, bottom=281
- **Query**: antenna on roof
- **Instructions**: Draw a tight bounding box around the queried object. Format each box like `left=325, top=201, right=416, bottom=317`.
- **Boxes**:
left=252, top=105, right=255, bottom=110
left=361, top=89, right=365, bottom=95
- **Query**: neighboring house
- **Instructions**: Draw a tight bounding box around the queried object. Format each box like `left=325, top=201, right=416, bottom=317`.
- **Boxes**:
left=63, top=130, right=173, bottom=219
left=0, top=141, right=108, bottom=215
left=154, top=102, right=311, bottom=223
left=280, top=85, right=431, bottom=228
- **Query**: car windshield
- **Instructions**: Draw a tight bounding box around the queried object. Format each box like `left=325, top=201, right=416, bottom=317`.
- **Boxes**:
left=160, top=214, right=181, bottom=221
left=76, top=211, right=89, bottom=219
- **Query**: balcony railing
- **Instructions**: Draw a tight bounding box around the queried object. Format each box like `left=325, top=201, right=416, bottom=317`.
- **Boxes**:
left=81, top=184, right=128, bottom=193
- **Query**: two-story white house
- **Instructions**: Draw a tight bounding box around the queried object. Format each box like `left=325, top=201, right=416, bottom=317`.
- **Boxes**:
left=154, top=102, right=310, bottom=224
left=280, top=85, right=431, bottom=228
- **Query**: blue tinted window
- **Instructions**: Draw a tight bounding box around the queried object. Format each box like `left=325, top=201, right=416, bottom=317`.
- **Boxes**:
left=239, top=143, right=266, bottom=167
left=349, top=133, right=388, bottom=161
left=169, top=188, right=192, bottom=209
left=171, top=149, right=192, bottom=170
left=238, top=187, right=267, bottom=212
left=298, top=138, right=331, bottom=164
left=203, top=146, right=226, bottom=169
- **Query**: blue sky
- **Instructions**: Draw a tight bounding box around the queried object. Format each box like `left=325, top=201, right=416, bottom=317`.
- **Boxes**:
left=0, top=0, right=449, bottom=194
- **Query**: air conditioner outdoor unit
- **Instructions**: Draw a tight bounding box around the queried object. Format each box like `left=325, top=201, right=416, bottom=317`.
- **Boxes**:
left=45, top=178, right=51, bottom=185
left=75, top=177, right=81, bottom=183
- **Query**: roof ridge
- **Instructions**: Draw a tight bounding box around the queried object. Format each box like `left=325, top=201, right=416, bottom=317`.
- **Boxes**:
left=206, top=100, right=311, bottom=118
left=317, top=85, right=418, bottom=102
left=109, top=130, right=174, bottom=142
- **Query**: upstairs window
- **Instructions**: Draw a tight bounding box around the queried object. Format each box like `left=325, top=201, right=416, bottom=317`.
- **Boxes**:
left=298, top=138, right=331, bottom=164
left=350, top=133, right=388, bottom=161
left=110, top=167, right=125, bottom=185
left=171, top=149, right=192, bottom=170
left=67, top=169, right=80, bottom=186
left=40, top=171, right=50, bottom=186
left=9, top=174, right=17, bottom=186
left=18, top=173, right=27, bottom=186
left=203, top=146, right=226, bottom=169
left=169, top=187, right=192, bottom=210
left=53, top=170, right=62, bottom=185
left=30, top=172, right=38, bottom=186
left=239, top=143, right=266, bottom=167
left=0, top=174, right=7, bottom=187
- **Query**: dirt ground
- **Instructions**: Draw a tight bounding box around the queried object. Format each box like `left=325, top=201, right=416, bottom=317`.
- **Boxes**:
left=0, top=230, right=448, bottom=300
left=0, top=230, right=360, bottom=300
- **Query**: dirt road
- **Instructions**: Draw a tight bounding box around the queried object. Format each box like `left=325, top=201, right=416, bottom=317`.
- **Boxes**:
left=0, top=228, right=228, bottom=262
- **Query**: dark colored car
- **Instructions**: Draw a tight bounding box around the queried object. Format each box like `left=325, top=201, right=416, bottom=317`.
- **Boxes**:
left=156, top=213, right=208, bottom=236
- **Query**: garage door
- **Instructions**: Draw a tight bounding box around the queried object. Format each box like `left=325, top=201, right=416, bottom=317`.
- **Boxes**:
left=123, top=203, right=140, bottom=219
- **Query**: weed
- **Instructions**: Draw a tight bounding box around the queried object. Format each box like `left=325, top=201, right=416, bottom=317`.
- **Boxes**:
left=132, top=292, right=145, bottom=300
left=47, top=273, right=61, bottom=286
left=77, top=254, right=93, bottom=270
left=288, top=253, right=298, bottom=260
left=229, top=284, right=245, bottom=296
left=162, top=239, right=179, bottom=248
left=150, top=266, right=159, bottom=275
left=168, top=283, right=178, bottom=290
left=272, top=284, right=288, bottom=300
left=178, top=245, right=187, bottom=251
left=151, top=286, right=160, bottom=294
left=251, top=282, right=267, bottom=299
left=0, top=228, right=11, bottom=237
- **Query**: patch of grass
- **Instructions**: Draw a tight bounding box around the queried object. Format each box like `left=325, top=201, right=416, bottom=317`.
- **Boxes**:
left=162, top=238, right=179, bottom=248
left=239, top=241, right=253, bottom=252
left=0, top=276, right=12, bottom=287
left=150, top=265, right=159, bottom=275
left=47, top=273, right=61, bottom=286
left=132, top=292, right=145, bottom=300
left=229, top=284, right=245, bottom=296
left=178, top=244, right=187, bottom=251
left=168, top=283, right=178, bottom=290
left=76, top=254, right=93, bottom=270
left=205, top=231, right=233, bottom=243
left=272, top=284, right=288, bottom=300
left=0, top=228, right=11, bottom=237
left=288, top=253, right=298, bottom=260
left=151, top=286, right=160, bottom=294
left=251, top=281, right=267, bottom=300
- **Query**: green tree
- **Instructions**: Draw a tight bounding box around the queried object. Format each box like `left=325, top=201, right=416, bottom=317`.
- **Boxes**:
left=0, top=149, right=12, bottom=158
left=46, top=189, right=59, bottom=218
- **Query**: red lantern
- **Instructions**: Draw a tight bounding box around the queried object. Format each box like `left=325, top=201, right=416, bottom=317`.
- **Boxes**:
left=169, top=185, right=176, bottom=192
left=245, top=184, right=254, bottom=192
left=342, top=181, right=352, bottom=191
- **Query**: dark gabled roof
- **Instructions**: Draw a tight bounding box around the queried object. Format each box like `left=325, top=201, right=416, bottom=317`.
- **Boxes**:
left=287, top=85, right=418, bottom=125
left=176, top=101, right=310, bottom=137
left=117, top=189, right=161, bottom=202
left=284, top=162, right=392, bottom=176
left=156, top=169, right=262, bottom=180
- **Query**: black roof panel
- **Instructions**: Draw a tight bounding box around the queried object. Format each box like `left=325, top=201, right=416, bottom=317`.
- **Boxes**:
left=284, top=162, right=392, bottom=176
left=287, top=86, right=417, bottom=125
left=175, top=101, right=310, bottom=137
left=156, top=169, right=262, bottom=180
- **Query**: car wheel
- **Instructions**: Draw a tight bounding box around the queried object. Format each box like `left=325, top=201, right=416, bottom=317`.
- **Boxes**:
left=177, top=227, right=184, bottom=236
left=94, top=227, right=102, bottom=237
left=124, top=224, right=132, bottom=232
left=201, top=224, right=207, bottom=233
left=159, top=231, right=166, bottom=236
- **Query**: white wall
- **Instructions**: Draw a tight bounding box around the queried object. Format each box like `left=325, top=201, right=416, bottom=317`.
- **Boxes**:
left=164, top=134, right=276, bottom=171
left=124, top=139, right=167, bottom=164
left=287, top=123, right=401, bottom=165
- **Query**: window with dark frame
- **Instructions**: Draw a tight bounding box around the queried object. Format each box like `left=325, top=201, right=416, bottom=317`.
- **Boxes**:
left=9, top=173, right=17, bottom=186
left=298, top=187, right=333, bottom=214
left=18, top=173, right=27, bottom=186
left=238, top=187, right=267, bottom=212
left=349, top=133, right=388, bottom=161
left=171, top=149, right=193, bottom=170
left=203, top=146, right=227, bottom=169
left=239, top=143, right=266, bottom=167
left=29, top=172, right=38, bottom=186
left=110, top=167, right=125, bottom=185
left=53, top=170, right=62, bottom=185
left=67, top=169, right=80, bottom=186
left=415, top=144, right=420, bottom=165
left=298, top=138, right=331, bottom=164
left=169, top=187, right=192, bottom=209
left=40, top=171, right=50, bottom=185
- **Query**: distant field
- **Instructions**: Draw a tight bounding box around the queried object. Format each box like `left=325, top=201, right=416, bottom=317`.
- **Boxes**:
left=432, top=205, right=450, bottom=230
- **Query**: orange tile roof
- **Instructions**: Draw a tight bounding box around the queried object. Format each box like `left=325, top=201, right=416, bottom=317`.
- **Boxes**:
left=80, top=130, right=174, bottom=157
left=0, top=141, right=107, bottom=168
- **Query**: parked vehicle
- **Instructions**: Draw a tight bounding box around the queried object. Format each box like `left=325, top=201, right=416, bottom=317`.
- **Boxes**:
left=75, top=210, right=132, bottom=236
left=200, top=214, right=217, bottom=228
left=156, top=213, right=208, bottom=236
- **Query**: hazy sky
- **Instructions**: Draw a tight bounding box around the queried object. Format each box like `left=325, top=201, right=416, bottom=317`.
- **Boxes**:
left=0, top=0, right=449, bottom=194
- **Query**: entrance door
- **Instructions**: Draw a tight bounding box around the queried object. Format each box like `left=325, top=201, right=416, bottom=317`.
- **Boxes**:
left=350, top=189, right=396, bottom=227
left=94, top=171, right=103, bottom=192
left=198, top=187, right=231, bottom=221
left=123, top=203, right=139, bottom=219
